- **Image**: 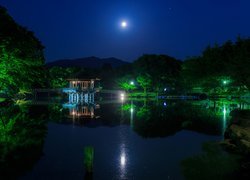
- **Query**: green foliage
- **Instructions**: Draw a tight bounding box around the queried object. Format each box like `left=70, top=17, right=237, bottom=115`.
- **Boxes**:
left=84, top=146, right=94, bottom=173
left=0, top=98, right=6, bottom=102
left=0, top=104, right=47, bottom=178
left=136, top=105, right=151, bottom=120
left=121, top=104, right=136, bottom=111
left=136, top=74, right=152, bottom=94
left=120, top=82, right=136, bottom=91
left=182, top=38, right=250, bottom=94
left=117, top=76, right=136, bottom=91
left=134, top=54, right=182, bottom=92
left=0, top=6, right=46, bottom=97
left=114, top=55, right=182, bottom=94
left=48, top=67, right=78, bottom=88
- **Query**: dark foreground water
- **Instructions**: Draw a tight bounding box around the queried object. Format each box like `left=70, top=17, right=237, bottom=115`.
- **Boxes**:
left=0, top=99, right=249, bottom=179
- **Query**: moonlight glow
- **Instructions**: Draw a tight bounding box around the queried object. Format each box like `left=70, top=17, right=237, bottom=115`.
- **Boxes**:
left=121, top=21, right=127, bottom=28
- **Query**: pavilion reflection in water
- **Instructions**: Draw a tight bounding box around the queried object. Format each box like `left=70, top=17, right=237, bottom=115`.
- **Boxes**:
left=62, top=79, right=100, bottom=119
left=66, top=103, right=100, bottom=119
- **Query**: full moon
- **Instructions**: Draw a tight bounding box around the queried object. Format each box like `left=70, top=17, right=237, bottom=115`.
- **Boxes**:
left=121, top=21, right=127, bottom=28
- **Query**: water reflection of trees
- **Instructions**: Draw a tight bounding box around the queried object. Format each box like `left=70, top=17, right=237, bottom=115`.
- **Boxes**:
left=0, top=105, right=47, bottom=179
left=48, top=100, right=248, bottom=138
left=124, top=100, right=246, bottom=138
left=133, top=102, right=183, bottom=137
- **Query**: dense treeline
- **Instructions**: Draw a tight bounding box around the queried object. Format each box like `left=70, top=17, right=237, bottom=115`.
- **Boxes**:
left=48, top=38, right=250, bottom=96
left=116, top=54, right=182, bottom=94
left=183, top=38, right=250, bottom=95
left=0, top=6, right=46, bottom=98
left=115, top=39, right=250, bottom=96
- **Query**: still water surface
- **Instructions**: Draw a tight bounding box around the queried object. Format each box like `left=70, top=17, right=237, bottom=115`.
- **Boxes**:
left=0, top=99, right=249, bottom=179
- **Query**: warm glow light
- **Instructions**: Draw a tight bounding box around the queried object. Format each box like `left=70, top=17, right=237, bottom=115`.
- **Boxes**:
left=120, top=93, right=125, bottom=101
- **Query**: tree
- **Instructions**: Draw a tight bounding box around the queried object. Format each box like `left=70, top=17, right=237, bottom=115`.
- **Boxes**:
left=116, top=76, right=136, bottom=91
left=182, top=37, right=250, bottom=94
left=0, top=6, right=46, bottom=98
left=48, top=67, right=78, bottom=88
left=136, top=74, right=152, bottom=94
left=134, top=54, right=182, bottom=93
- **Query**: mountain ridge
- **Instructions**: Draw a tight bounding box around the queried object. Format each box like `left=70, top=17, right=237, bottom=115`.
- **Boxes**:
left=46, top=56, right=129, bottom=68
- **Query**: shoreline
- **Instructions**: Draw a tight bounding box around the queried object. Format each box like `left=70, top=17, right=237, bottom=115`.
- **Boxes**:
left=221, top=109, right=250, bottom=178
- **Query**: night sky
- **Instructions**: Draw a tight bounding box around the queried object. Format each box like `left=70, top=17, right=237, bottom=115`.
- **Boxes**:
left=1, top=0, right=250, bottom=62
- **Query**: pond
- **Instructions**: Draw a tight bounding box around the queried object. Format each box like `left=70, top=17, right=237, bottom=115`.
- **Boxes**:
left=0, top=97, right=249, bottom=180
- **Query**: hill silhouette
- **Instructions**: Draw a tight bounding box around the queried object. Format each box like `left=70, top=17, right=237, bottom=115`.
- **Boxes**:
left=46, top=56, right=129, bottom=68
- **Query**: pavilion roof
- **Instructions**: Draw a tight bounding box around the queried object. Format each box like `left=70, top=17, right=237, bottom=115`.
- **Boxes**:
left=67, top=78, right=100, bottom=81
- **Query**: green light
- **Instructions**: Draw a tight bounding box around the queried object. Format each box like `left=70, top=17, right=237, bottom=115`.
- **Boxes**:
left=223, top=107, right=227, bottom=115
left=118, top=81, right=136, bottom=91
left=84, top=146, right=94, bottom=173
left=130, top=81, right=134, bottom=85
left=223, top=80, right=227, bottom=85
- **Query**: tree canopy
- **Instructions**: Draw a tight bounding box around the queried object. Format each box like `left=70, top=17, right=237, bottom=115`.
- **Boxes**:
left=182, top=38, right=250, bottom=94
left=0, top=6, right=46, bottom=97
left=133, top=54, right=182, bottom=92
